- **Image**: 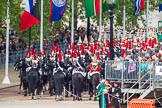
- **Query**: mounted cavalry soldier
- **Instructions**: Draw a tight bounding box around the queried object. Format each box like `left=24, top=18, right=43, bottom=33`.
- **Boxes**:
left=53, top=49, right=66, bottom=101
left=88, top=54, right=101, bottom=100
left=72, top=57, right=86, bottom=101
left=88, top=54, right=101, bottom=79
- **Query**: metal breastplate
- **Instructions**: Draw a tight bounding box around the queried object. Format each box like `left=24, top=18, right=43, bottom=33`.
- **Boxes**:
left=91, top=64, right=97, bottom=70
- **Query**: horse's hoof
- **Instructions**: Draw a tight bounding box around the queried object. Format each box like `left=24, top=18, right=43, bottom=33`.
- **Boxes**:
left=17, top=92, right=20, bottom=94
left=41, top=92, right=44, bottom=96
left=73, top=97, right=75, bottom=101
left=28, top=96, right=32, bottom=100
left=58, top=98, right=62, bottom=101
left=93, top=98, right=96, bottom=101
left=78, top=98, right=82, bottom=101
left=89, top=97, right=91, bottom=100
left=24, top=94, right=27, bottom=96
left=55, top=98, right=59, bottom=101
left=60, top=97, right=63, bottom=100
left=33, top=96, right=37, bottom=100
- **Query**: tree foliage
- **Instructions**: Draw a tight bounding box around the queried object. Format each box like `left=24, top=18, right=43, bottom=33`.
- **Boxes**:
left=0, top=0, right=159, bottom=39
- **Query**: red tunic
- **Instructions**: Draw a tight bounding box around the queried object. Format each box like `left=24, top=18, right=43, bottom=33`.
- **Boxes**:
left=125, top=41, right=128, bottom=48
left=121, top=49, right=126, bottom=57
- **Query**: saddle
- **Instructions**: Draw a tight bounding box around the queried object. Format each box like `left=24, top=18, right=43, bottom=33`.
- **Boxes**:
left=89, top=71, right=100, bottom=76
left=53, top=67, right=66, bottom=77
left=72, top=68, right=86, bottom=77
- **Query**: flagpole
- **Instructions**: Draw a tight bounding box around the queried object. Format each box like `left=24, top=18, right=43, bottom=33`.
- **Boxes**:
left=146, top=0, right=149, bottom=38
left=2, top=0, right=10, bottom=84
left=98, top=0, right=102, bottom=41
left=40, top=0, right=44, bottom=52
left=87, top=17, right=90, bottom=41
left=71, top=0, right=74, bottom=48
left=123, top=0, right=126, bottom=37
left=29, top=28, right=31, bottom=47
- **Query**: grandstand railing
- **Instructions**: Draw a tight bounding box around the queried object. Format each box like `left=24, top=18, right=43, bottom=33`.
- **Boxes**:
left=105, top=61, right=162, bottom=87
left=105, top=60, right=162, bottom=104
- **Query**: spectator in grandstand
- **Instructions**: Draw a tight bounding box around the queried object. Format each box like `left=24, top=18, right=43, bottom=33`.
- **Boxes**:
left=140, top=58, right=149, bottom=80
left=128, top=59, right=137, bottom=79
left=112, top=57, right=122, bottom=80
left=0, top=41, right=5, bottom=55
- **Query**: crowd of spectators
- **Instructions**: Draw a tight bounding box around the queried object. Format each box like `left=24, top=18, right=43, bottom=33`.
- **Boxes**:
left=0, top=33, right=26, bottom=55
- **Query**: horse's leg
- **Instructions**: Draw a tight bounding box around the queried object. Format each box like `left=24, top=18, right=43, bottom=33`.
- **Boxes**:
left=70, top=81, right=73, bottom=97
left=73, top=87, right=76, bottom=101
left=32, top=80, right=39, bottom=100
left=54, top=76, right=59, bottom=101
left=24, top=80, right=28, bottom=96
left=37, top=81, right=43, bottom=99
left=32, top=88, right=37, bottom=100
left=89, top=82, right=93, bottom=100
left=18, top=77, right=22, bottom=94
left=49, top=79, right=54, bottom=96
left=28, top=84, right=32, bottom=100
left=59, top=77, right=64, bottom=101
left=93, top=85, right=96, bottom=101
left=65, top=77, right=69, bottom=97
left=72, top=79, right=76, bottom=101
left=78, top=82, right=82, bottom=101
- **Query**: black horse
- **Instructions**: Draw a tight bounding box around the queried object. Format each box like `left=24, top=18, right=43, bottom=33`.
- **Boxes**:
left=14, top=58, right=29, bottom=96
left=64, top=57, right=75, bottom=97
left=72, top=59, right=86, bottom=101
left=27, top=64, right=40, bottom=99
left=89, top=73, right=100, bottom=100
left=72, top=69, right=85, bottom=101
left=53, top=62, right=66, bottom=101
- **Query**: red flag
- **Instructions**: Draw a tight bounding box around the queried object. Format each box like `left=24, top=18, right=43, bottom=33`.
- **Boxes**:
left=140, top=0, right=145, bottom=10
left=95, top=0, right=100, bottom=15
left=19, top=0, right=40, bottom=31
left=19, top=11, right=40, bottom=31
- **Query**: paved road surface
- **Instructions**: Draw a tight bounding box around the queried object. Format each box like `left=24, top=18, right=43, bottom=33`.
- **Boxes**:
left=0, top=86, right=99, bottom=108
left=0, top=100, right=98, bottom=108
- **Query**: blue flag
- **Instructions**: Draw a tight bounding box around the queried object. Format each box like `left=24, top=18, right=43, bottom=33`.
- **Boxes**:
left=159, top=0, right=162, bottom=12
left=133, top=0, right=145, bottom=15
left=50, top=0, right=67, bottom=22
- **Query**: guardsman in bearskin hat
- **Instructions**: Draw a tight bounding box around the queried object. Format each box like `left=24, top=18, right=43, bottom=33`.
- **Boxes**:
left=88, top=54, right=101, bottom=79
left=113, top=82, right=122, bottom=108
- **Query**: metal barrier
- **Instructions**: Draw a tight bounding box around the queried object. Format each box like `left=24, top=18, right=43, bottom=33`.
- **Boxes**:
left=0, top=43, right=68, bottom=67
left=105, top=60, right=162, bottom=105
left=105, top=60, right=162, bottom=84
